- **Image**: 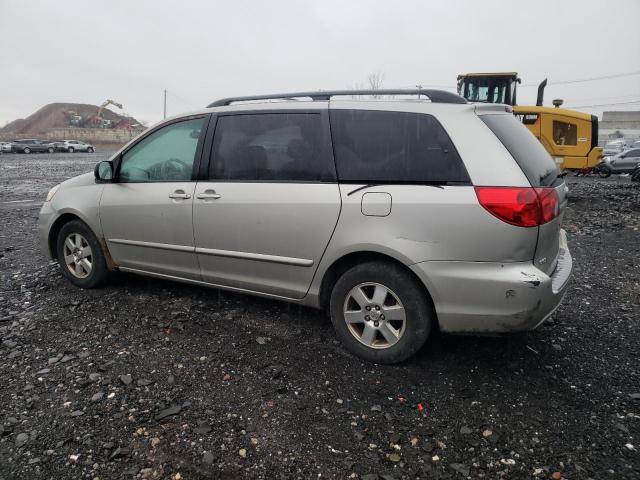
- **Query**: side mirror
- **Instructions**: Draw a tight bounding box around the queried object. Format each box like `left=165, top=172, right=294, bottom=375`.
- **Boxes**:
left=95, top=161, right=114, bottom=182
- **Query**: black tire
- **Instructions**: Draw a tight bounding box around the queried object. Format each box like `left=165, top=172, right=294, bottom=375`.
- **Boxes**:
left=56, top=220, right=110, bottom=288
left=87, top=147, right=94, bottom=153
left=632, top=168, right=640, bottom=182
left=68, top=147, right=74, bottom=153
left=329, top=261, right=433, bottom=364
left=23, top=147, right=31, bottom=154
left=598, top=165, right=611, bottom=178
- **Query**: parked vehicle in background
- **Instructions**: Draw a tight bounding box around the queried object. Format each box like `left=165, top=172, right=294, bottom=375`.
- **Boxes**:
left=603, top=140, right=627, bottom=156
left=39, top=89, right=573, bottom=364
left=600, top=148, right=640, bottom=175
left=0, top=142, right=13, bottom=153
left=11, top=139, right=55, bottom=154
left=56, top=140, right=95, bottom=153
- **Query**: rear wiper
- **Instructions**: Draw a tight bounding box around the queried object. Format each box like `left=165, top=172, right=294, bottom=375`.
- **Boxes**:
left=347, top=182, right=447, bottom=196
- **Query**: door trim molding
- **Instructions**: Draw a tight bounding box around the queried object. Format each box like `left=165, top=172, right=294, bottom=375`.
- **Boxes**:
left=107, top=238, right=314, bottom=267
left=195, top=247, right=314, bottom=267
left=108, top=238, right=194, bottom=253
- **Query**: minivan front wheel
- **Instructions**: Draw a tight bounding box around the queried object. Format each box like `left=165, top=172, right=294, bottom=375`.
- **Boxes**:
left=56, top=220, right=110, bottom=288
left=330, top=261, right=433, bottom=364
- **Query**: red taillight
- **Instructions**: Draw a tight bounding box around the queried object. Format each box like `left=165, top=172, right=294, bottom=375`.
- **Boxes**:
left=475, top=187, right=559, bottom=227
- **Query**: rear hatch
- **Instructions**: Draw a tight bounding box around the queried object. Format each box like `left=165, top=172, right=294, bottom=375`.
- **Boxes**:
left=480, top=113, right=566, bottom=275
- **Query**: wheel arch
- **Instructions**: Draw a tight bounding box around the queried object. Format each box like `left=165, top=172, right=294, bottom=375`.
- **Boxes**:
left=317, top=250, right=437, bottom=318
left=48, top=213, right=117, bottom=270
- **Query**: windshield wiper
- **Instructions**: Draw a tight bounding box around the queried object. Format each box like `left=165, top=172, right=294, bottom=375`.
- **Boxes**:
left=346, top=182, right=447, bottom=196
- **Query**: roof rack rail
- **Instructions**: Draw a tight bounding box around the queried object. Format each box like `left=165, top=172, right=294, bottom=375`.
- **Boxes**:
left=207, top=89, right=467, bottom=107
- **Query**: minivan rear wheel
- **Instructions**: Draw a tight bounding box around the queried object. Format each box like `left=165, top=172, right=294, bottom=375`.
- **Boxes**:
left=56, top=220, right=110, bottom=288
left=329, top=261, right=433, bottom=364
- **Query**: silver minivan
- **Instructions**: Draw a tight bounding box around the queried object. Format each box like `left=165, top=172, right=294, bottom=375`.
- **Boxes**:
left=39, top=89, right=572, bottom=363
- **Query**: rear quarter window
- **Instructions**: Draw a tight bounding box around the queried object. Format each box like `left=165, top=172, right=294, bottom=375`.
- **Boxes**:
left=329, top=109, right=470, bottom=184
left=480, top=113, right=559, bottom=187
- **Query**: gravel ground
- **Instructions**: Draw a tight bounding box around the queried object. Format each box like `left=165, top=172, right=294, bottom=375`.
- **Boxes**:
left=0, top=152, right=638, bottom=480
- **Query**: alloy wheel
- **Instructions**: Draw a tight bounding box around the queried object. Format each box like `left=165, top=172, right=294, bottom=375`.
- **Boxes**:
left=343, top=282, right=406, bottom=349
left=63, top=233, right=93, bottom=278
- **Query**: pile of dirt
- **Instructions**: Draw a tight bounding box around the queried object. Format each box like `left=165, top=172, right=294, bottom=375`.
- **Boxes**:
left=1, top=103, right=140, bottom=134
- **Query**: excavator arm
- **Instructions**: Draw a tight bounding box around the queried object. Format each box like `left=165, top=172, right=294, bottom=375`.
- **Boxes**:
left=97, top=99, right=123, bottom=118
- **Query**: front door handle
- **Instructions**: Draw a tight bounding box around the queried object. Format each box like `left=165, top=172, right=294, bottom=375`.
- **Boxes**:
left=169, top=190, right=191, bottom=200
left=196, top=189, right=221, bottom=200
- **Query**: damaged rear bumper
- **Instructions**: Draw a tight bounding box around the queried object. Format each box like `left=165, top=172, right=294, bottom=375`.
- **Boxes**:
left=410, top=230, right=573, bottom=333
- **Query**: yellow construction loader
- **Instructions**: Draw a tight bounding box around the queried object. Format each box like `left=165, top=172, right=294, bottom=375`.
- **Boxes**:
left=457, top=72, right=603, bottom=171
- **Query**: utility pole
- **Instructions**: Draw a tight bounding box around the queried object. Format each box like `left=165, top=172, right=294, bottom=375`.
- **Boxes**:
left=163, top=89, right=167, bottom=119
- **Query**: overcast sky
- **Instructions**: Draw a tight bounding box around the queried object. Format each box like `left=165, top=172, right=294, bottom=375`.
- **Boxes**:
left=1, top=0, right=639, bottom=126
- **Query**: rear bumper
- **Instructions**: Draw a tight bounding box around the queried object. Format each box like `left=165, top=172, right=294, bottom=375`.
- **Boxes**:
left=410, top=230, right=572, bottom=333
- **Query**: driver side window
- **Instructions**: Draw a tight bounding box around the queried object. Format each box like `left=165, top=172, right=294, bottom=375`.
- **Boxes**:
left=119, top=117, right=205, bottom=182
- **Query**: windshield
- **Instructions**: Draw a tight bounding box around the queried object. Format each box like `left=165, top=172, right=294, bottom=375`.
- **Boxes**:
left=458, top=78, right=514, bottom=104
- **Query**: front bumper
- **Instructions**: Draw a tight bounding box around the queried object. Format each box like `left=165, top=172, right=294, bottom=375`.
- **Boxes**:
left=410, top=230, right=573, bottom=333
left=38, top=201, right=56, bottom=259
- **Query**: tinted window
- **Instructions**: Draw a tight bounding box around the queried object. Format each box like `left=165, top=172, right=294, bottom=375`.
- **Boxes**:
left=210, top=113, right=334, bottom=182
left=119, top=117, right=205, bottom=182
left=481, top=113, right=559, bottom=187
left=329, top=109, right=469, bottom=183
left=552, top=120, right=577, bottom=146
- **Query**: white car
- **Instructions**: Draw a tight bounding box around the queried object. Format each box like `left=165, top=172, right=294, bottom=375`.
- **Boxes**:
left=0, top=142, right=13, bottom=153
left=58, top=140, right=95, bottom=153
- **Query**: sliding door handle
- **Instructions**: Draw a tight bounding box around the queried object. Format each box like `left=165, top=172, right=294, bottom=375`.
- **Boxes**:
left=169, top=191, right=191, bottom=200
left=196, top=190, right=221, bottom=200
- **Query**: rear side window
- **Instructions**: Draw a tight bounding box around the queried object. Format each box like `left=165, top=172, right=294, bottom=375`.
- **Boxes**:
left=210, top=113, right=335, bottom=182
left=329, top=110, right=469, bottom=183
left=480, top=114, right=559, bottom=187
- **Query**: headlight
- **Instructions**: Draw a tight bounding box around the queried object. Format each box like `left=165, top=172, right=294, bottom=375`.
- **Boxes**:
left=46, top=184, right=60, bottom=202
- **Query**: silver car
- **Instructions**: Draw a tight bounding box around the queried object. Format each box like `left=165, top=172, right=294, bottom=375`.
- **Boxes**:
left=58, top=140, right=95, bottom=153
left=39, top=89, right=573, bottom=363
left=602, top=148, right=640, bottom=175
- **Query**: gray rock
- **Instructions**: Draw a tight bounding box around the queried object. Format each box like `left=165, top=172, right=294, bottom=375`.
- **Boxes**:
left=109, top=447, right=130, bottom=460
left=202, top=451, right=214, bottom=464
left=137, top=379, right=154, bottom=386
left=615, top=423, right=629, bottom=434
left=2, top=340, right=17, bottom=349
left=155, top=405, right=181, bottom=420
left=119, top=374, right=132, bottom=386
left=70, top=410, right=85, bottom=417
left=60, top=354, right=75, bottom=363
left=36, top=368, right=50, bottom=375
left=15, top=433, right=29, bottom=447
left=460, top=426, right=473, bottom=435
left=91, top=392, right=104, bottom=402
left=451, top=463, right=470, bottom=476
left=552, top=344, right=563, bottom=352
left=370, top=405, right=382, bottom=412
left=362, top=475, right=379, bottom=480
left=630, top=393, right=640, bottom=401
left=194, top=425, right=212, bottom=434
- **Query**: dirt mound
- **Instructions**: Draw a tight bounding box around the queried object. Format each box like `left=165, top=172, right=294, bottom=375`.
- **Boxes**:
left=1, top=102, right=140, bottom=134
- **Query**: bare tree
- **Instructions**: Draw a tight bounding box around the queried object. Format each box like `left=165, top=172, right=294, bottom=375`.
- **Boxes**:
left=367, top=72, right=385, bottom=97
